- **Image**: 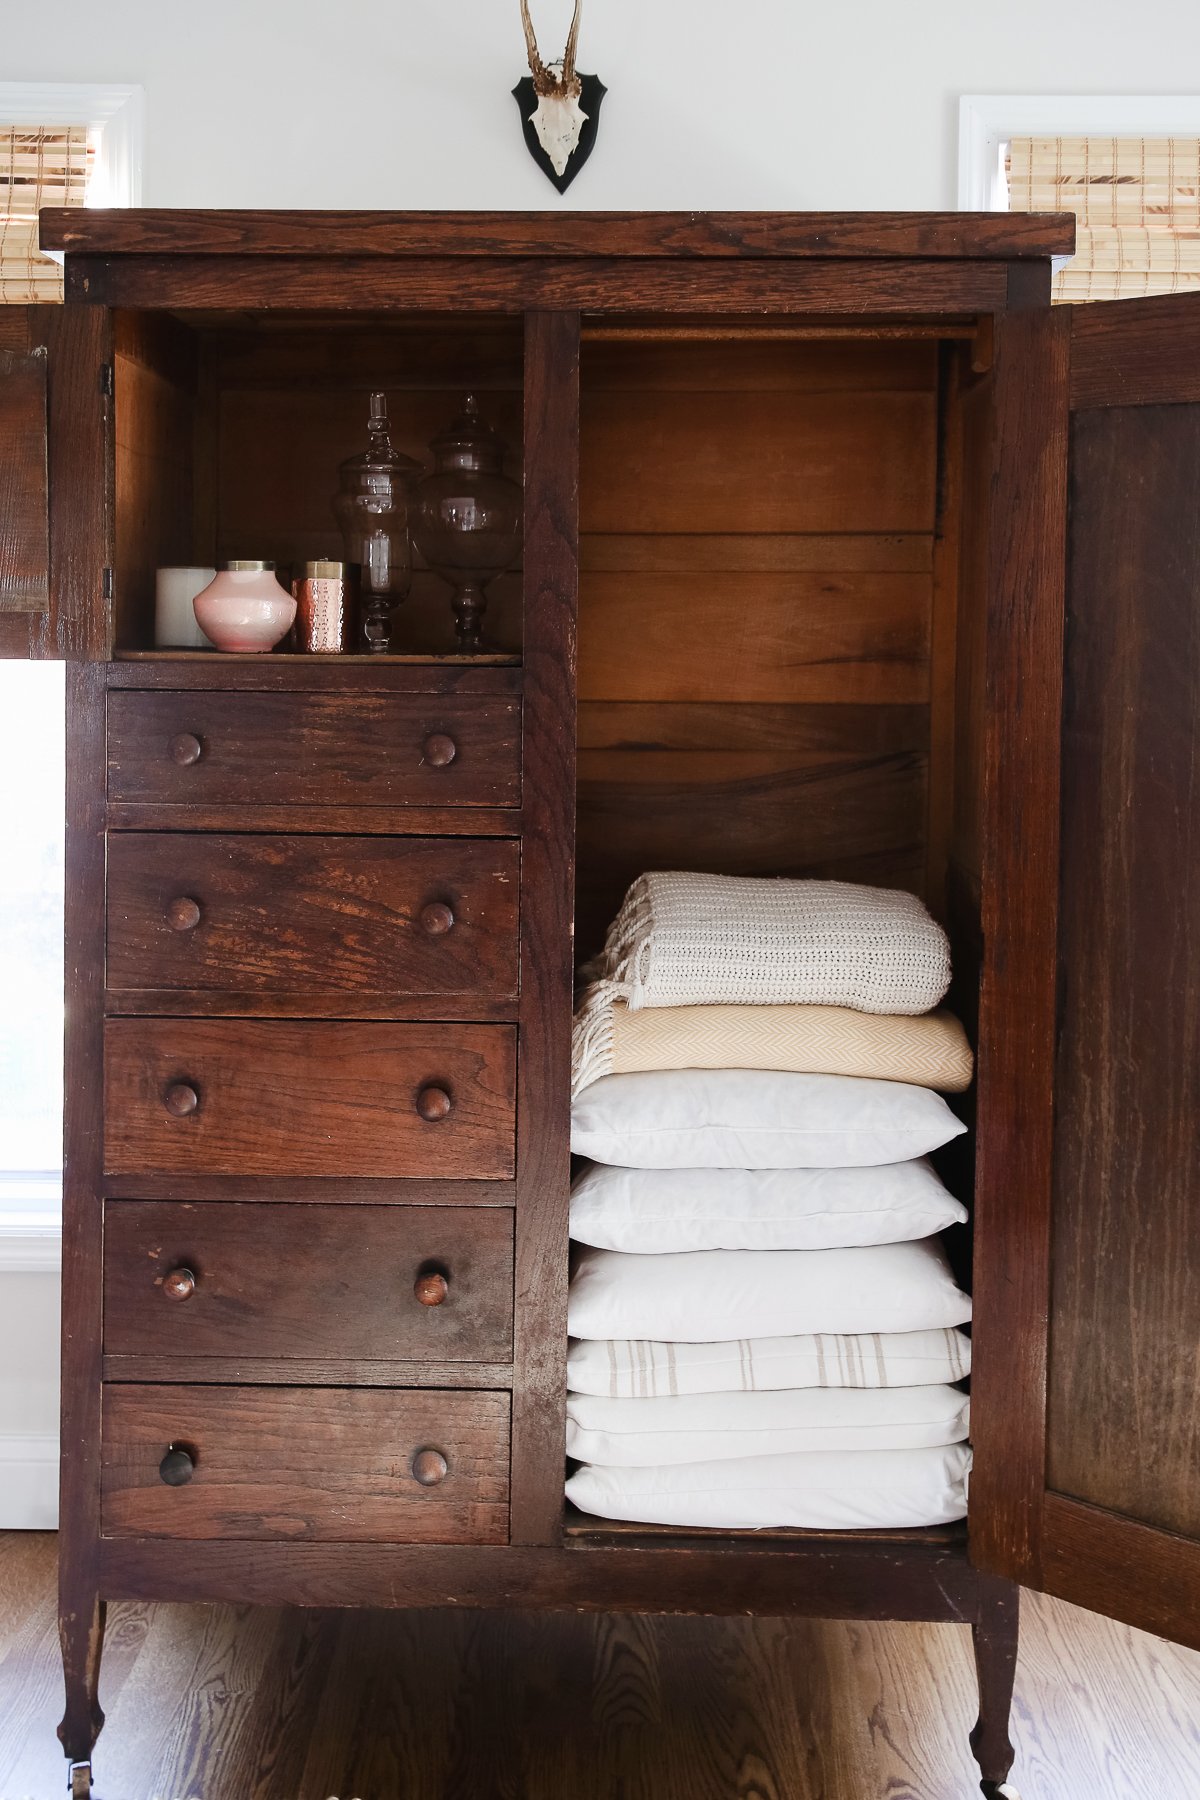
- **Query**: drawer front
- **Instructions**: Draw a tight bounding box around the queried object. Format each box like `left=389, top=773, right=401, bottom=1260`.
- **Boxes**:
left=103, top=1019, right=516, bottom=1179
left=101, top=1384, right=510, bottom=1543
left=106, top=834, right=519, bottom=1003
left=104, top=1201, right=514, bottom=1362
left=107, top=690, right=521, bottom=808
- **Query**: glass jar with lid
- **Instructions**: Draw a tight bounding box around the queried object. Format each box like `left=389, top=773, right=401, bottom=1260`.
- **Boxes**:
left=331, top=392, right=422, bottom=653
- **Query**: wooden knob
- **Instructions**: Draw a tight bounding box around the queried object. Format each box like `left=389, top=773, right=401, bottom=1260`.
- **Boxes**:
left=166, top=896, right=201, bottom=932
left=411, top=1448, right=448, bottom=1487
left=159, top=1446, right=195, bottom=1487
left=419, top=901, right=455, bottom=936
left=168, top=732, right=202, bottom=766
left=162, top=1266, right=196, bottom=1302
left=415, top=1271, right=449, bottom=1307
left=416, top=1085, right=452, bottom=1121
left=422, top=732, right=457, bottom=768
left=164, top=1083, right=199, bottom=1117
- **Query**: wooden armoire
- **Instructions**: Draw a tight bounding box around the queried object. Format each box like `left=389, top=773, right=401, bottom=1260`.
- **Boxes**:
left=1, top=210, right=1197, bottom=1799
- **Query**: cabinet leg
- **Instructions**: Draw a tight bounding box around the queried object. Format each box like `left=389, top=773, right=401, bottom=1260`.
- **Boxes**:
left=970, top=1579, right=1020, bottom=1798
left=57, top=1592, right=106, bottom=1769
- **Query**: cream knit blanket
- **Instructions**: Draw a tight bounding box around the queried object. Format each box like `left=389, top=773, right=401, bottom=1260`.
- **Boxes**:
left=572, top=995, right=973, bottom=1097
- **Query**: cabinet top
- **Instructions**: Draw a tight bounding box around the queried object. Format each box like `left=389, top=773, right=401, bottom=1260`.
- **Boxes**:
left=39, top=208, right=1076, bottom=262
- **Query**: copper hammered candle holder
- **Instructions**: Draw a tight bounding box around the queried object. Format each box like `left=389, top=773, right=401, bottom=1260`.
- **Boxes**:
left=293, top=561, right=355, bottom=653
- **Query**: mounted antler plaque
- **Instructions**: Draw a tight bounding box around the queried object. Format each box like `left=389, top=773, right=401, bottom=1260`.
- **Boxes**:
left=512, top=0, right=606, bottom=194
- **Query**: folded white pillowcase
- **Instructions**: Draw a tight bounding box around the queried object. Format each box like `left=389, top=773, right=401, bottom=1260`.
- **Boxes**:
left=567, top=1327, right=972, bottom=1397
left=566, top=1443, right=972, bottom=1530
left=569, top=1158, right=966, bottom=1253
left=566, top=1383, right=970, bottom=1466
left=568, top=1239, right=972, bottom=1342
left=570, top=1069, right=967, bottom=1170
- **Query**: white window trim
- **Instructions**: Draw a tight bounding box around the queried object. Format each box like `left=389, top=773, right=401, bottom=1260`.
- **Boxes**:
left=959, top=95, right=1200, bottom=213
left=0, top=79, right=144, bottom=208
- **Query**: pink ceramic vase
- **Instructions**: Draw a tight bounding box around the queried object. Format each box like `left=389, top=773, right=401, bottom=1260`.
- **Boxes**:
left=193, top=562, right=296, bottom=653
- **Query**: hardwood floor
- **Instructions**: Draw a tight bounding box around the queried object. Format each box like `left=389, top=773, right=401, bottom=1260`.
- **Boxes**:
left=2, top=1532, right=1199, bottom=1799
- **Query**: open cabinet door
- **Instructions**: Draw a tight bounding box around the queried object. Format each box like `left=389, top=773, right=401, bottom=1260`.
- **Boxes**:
left=971, top=292, right=1200, bottom=1651
left=0, top=307, right=49, bottom=656
left=0, top=300, right=112, bottom=660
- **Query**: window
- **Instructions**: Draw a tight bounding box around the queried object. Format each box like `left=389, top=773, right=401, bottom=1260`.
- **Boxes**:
left=0, top=662, right=65, bottom=1217
left=960, top=96, right=1200, bottom=301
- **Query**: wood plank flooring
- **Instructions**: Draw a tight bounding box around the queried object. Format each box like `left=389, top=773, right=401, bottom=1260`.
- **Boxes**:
left=2, top=1531, right=1199, bottom=1799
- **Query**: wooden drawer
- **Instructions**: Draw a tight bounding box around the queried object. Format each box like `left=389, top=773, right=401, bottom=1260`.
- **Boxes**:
left=107, top=690, right=521, bottom=808
left=103, top=1201, right=514, bottom=1363
left=103, top=1020, right=516, bottom=1179
left=101, top=1384, right=510, bottom=1543
left=105, top=834, right=519, bottom=1008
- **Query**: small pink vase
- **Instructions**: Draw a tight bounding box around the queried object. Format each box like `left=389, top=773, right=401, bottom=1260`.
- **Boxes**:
left=193, top=562, right=296, bottom=653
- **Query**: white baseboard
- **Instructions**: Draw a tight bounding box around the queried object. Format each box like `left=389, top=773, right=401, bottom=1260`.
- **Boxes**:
left=0, top=1432, right=59, bottom=1528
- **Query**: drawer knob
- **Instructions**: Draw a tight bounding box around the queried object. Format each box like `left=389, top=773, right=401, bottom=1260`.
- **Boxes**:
left=168, top=732, right=203, bottom=766
left=416, top=1085, right=452, bottom=1122
left=411, top=1447, right=448, bottom=1487
left=166, top=896, right=202, bottom=932
left=414, top=1271, right=449, bottom=1307
left=159, top=1446, right=195, bottom=1487
left=419, top=901, right=455, bottom=936
left=165, top=1083, right=199, bottom=1118
left=423, top=732, right=458, bottom=768
left=162, top=1266, right=197, bottom=1302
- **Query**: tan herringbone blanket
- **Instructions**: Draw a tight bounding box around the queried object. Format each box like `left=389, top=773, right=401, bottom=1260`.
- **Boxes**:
left=572, top=993, right=974, bottom=1097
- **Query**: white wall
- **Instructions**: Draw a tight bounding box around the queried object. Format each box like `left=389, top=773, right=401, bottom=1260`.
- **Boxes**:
left=6, top=0, right=1200, bottom=212
left=0, top=1272, right=60, bottom=1528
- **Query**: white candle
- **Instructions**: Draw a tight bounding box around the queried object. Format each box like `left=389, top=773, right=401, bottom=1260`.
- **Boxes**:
left=155, top=567, right=218, bottom=648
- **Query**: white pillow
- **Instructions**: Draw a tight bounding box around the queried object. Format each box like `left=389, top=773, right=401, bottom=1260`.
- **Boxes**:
left=566, top=1384, right=970, bottom=1466
left=566, top=1443, right=972, bottom=1530
left=568, top=1238, right=972, bottom=1342
left=569, top=1157, right=966, bottom=1252
left=567, top=1327, right=972, bottom=1397
left=571, top=1070, right=967, bottom=1170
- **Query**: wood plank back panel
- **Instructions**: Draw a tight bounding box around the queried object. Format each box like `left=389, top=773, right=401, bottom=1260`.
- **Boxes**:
left=106, top=690, right=521, bottom=808
left=1047, top=403, right=1200, bottom=1538
left=575, top=337, right=939, bottom=949
left=101, top=1385, right=510, bottom=1544
left=105, top=833, right=519, bottom=1004
left=102, top=1019, right=516, bottom=1179
left=103, top=1201, right=514, bottom=1363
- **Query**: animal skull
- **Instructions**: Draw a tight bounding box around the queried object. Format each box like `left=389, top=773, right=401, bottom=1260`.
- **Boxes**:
left=520, top=0, right=588, bottom=178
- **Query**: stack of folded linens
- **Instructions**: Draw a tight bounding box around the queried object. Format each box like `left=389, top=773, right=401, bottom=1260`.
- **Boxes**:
left=565, top=872, right=974, bottom=1531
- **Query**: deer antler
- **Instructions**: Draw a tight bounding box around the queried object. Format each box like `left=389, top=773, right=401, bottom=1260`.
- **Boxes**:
left=562, top=0, right=583, bottom=86
left=520, top=0, right=583, bottom=97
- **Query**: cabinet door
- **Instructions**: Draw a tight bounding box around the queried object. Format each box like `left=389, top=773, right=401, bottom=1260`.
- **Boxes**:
left=0, top=306, right=48, bottom=656
left=970, top=293, right=1200, bottom=1650
left=0, top=301, right=111, bottom=659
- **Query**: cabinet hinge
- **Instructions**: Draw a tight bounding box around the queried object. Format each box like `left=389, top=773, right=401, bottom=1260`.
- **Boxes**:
left=102, top=567, right=114, bottom=602
left=99, top=361, right=114, bottom=398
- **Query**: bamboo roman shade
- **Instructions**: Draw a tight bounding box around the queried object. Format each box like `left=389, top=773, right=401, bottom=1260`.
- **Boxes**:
left=0, top=126, right=93, bottom=303
left=1007, top=136, right=1200, bottom=302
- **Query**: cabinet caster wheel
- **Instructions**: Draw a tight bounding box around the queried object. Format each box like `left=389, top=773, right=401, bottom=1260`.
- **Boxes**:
left=69, top=1762, right=92, bottom=1797
left=980, top=1784, right=1020, bottom=1799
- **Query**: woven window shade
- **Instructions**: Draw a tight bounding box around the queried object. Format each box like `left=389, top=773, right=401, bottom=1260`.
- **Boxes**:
left=1007, top=136, right=1200, bottom=303
left=0, top=126, right=93, bottom=303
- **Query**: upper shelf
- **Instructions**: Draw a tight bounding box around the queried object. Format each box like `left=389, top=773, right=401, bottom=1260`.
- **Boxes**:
left=38, top=209, right=1078, bottom=264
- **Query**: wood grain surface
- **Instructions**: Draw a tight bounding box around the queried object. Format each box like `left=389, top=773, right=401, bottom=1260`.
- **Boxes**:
left=2, top=1534, right=1197, bottom=1800
left=106, top=690, right=521, bottom=808
left=37, top=206, right=1076, bottom=259
left=105, top=833, right=520, bottom=1006
left=103, top=1200, right=514, bottom=1364
left=0, top=335, right=49, bottom=613
left=1048, top=402, right=1200, bottom=1540
left=102, top=1019, right=516, bottom=1179
left=100, top=1386, right=510, bottom=1544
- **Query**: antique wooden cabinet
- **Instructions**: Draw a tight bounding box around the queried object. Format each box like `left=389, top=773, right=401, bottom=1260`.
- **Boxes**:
left=1, top=210, right=1198, bottom=1798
